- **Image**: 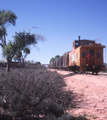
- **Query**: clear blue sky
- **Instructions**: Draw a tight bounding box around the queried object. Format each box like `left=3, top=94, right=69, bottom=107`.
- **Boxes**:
left=0, top=0, right=107, bottom=64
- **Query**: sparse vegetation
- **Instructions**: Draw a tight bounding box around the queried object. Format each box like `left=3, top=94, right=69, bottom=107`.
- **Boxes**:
left=0, top=63, right=88, bottom=120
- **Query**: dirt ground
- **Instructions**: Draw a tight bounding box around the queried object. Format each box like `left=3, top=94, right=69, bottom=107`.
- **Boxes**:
left=50, top=69, right=107, bottom=120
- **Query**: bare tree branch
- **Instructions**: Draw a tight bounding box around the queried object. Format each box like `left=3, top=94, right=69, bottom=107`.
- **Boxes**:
left=5, top=23, right=11, bottom=28
left=24, top=26, right=43, bottom=34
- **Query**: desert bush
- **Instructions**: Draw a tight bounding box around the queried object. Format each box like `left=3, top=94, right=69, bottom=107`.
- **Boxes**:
left=46, top=103, right=64, bottom=118
left=24, top=62, right=46, bottom=70
left=46, top=113, right=88, bottom=120
left=0, top=114, right=13, bottom=120
left=0, top=68, right=74, bottom=119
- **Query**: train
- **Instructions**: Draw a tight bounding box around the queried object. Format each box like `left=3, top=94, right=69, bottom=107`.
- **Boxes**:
left=49, top=36, right=106, bottom=74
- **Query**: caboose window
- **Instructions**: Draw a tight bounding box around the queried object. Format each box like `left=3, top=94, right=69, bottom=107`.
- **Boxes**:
left=89, top=42, right=92, bottom=45
left=89, top=50, right=94, bottom=56
left=75, top=42, right=79, bottom=46
left=97, top=53, right=101, bottom=58
left=82, top=52, right=86, bottom=58
left=72, top=54, right=76, bottom=61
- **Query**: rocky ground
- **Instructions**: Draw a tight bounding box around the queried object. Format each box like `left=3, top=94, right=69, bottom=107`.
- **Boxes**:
left=50, top=69, right=107, bottom=120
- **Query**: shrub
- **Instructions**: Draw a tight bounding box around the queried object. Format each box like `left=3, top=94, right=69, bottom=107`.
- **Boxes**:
left=47, top=103, right=64, bottom=118
left=24, top=62, right=46, bottom=70
left=46, top=113, right=88, bottom=120
left=0, top=114, right=13, bottom=120
left=0, top=68, right=74, bottom=119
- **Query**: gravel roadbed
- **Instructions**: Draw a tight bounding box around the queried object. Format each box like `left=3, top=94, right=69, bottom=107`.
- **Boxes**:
left=50, top=69, right=107, bottom=120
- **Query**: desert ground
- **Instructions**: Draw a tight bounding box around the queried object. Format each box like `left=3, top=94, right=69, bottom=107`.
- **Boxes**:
left=50, top=69, right=107, bottom=120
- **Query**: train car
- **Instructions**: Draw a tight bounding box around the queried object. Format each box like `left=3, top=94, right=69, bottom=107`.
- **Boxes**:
left=58, top=56, right=63, bottom=69
left=68, top=36, right=105, bottom=74
left=69, top=44, right=105, bottom=74
left=52, top=60, right=55, bottom=69
left=68, top=47, right=80, bottom=72
left=49, top=36, right=106, bottom=74
left=62, top=52, right=69, bottom=70
left=55, top=58, right=59, bottom=69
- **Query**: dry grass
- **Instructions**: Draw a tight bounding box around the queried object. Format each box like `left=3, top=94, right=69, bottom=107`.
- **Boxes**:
left=0, top=64, right=88, bottom=120
left=0, top=64, right=73, bottom=118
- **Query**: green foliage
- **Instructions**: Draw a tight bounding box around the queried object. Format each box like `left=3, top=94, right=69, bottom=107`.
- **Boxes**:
left=55, top=55, right=60, bottom=59
left=3, top=32, right=35, bottom=60
left=0, top=27, right=7, bottom=39
left=13, top=50, right=22, bottom=62
left=13, top=32, right=36, bottom=48
left=3, top=31, right=37, bottom=72
left=23, top=47, right=30, bottom=54
left=0, top=9, right=17, bottom=47
left=0, top=9, right=17, bottom=26
left=50, top=55, right=60, bottom=63
left=50, top=57, right=55, bottom=63
left=23, top=47, right=30, bottom=59
left=13, top=47, right=30, bottom=62
left=3, top=41, right=15, bottom=60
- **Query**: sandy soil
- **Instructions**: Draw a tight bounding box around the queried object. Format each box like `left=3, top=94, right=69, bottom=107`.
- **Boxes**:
left=52, top=69, right=107, bottom=120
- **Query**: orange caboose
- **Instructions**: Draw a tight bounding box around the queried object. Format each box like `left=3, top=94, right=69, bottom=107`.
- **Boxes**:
left=68, top=36, right=105, bottom=74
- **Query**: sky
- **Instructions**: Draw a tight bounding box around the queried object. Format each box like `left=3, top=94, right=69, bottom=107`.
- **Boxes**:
left=0, top=0, right=107, bottom=64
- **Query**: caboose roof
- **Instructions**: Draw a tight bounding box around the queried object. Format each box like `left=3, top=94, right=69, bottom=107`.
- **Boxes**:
left=80, top=44, right=106, bottom=48
left=74, top=39, right=95, bottom=42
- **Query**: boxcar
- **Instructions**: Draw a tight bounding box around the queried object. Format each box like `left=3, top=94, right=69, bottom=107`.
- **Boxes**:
left=55, top=58, right=59, bottom=69
left=58, top=56, right=63, bottom=69
left=62, top=52, right=69, bottom=70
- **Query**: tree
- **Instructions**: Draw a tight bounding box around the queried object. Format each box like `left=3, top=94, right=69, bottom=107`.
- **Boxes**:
left=13, top=50, right=22, bottom=62
left=0, top=9, right=45, bottom=72
left=3, top=31, right=44, bottom=72
left=50, top=55, right=60, bottom=63
left=22, top=47, right=30, bottom=67
left=55, top=55, right=60, bottom=59
left=0, top=9, right=17, bottom=47
left=50, top=57, right=55, bottom=63
left=13, top=48, right=30, bottom=67
left=0, top=9, right=17, bottom=71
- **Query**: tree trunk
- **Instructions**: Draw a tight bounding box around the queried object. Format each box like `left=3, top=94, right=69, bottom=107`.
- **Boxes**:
left=6, top=60, right=11, bottom=72
left=22, top=58, right=25, bottom=68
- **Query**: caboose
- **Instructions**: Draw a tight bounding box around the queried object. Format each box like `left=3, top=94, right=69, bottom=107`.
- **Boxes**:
left=68, top=36, right=105, bottom=74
